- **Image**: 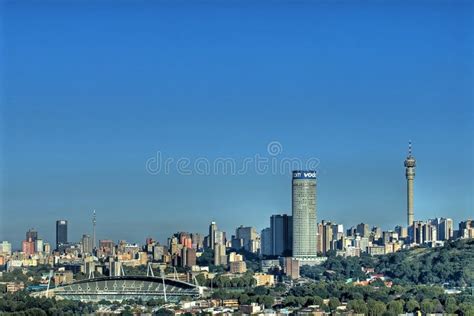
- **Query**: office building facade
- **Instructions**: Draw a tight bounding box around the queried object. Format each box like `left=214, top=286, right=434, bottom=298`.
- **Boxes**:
left=292, top=170, right=317, bottom=259
left=56, top=220, right=68, bottom=250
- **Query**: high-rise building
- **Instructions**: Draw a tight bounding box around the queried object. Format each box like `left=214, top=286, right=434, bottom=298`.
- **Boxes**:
left=191, top=233, right=204, bottom=250
left=229, top=261, right=247, bottom=274
left=318, top=221, right=333, bottom=255
left=395, top=225, right=408, bottom=239
left=26, top=229, right=38, bottom=242
left=0, top=241, right=12, bottom=255
left=43, top=242, right=51, bottom=254
left=292, top=170, right=317, bottom=259
left=356, top=223, right=370, bottom=238
left=260, top=227, right=272, bottom=256
left=430, top=218, right=453, bottom=241
left=214, top=243, right=227, bottom=266
left=235, top=226, right=259, bottom=253
left=208, top=221, right=217, bottom=249
left=459, top=219, right=474, bottom=239
left=99, top=240, right=114, bottom=257
left=35, top=239, right=44, bottom=253
left=404, top=141, right=416, bottom=226
left=181, top=247, right=192, bottom=267
left=81, top=234, right=93, bottom=255
left=283, top=257, right=300, bottom=279
left=56, top=220, right=68, bottom=250
left=22, top=239, right=35, bottom=256
left=270, top=214, right=293, bottom=256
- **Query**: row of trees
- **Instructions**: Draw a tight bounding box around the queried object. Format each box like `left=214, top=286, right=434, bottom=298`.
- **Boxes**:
left=0, top=291, right=96, bottom=315
left=283, top=281, right=474, bottom=315
left=210, top=285, right=285, bottom=309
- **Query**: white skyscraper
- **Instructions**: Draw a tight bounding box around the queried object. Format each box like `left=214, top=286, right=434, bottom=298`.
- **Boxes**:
left=292, top=170, right=317, bottom=259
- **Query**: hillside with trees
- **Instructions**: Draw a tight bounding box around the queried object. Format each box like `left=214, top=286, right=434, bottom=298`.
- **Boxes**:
left=301, top=239, right=474, bottom=287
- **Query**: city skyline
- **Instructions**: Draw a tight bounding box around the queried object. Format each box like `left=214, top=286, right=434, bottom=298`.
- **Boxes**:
left=1, top=1, right=473, bottom=246
left=1, top=149, right=472, bottom=248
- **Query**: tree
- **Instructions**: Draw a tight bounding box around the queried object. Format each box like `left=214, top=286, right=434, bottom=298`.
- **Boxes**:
left=239, top=294, right=250, bottom=305
left=405, top=299, right=420, bottom=312
left=459, top=302, right=474, bottom=316
left=349, top=299, right=368, bottom=315
left=420, top=299, right=436, bottom=314
left=367, top=299, right=387, bottom=316
left=261, top=295, right=274, bottom=308
left=444, top=297, right=458, bottom=314
left=154, top=309, right=174, bottom=316
left=253, top=286, right=269, bottom=296
left=25, top=308, right=48, bottom=316
left=328, top=297, right=341, bottom=311
left=387, top=300, right=404, bottom=315
left=283, top=296, right=298, bottom=307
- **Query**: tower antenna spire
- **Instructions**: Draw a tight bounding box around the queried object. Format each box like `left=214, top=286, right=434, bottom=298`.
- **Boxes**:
left=408, top=140, right=412, bottom=156
left=92, top=210, right=96, bottom=252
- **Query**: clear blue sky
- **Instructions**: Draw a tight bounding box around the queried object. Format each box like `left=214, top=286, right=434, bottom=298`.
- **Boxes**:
left=1, top=1, right=473, bottom=248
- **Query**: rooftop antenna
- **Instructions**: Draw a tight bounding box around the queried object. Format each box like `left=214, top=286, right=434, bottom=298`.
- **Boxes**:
left=408, top=140, right=412, bottom=156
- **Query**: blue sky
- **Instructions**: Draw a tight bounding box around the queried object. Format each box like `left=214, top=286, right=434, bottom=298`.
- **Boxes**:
left=1, top=1, right=473, bottom=248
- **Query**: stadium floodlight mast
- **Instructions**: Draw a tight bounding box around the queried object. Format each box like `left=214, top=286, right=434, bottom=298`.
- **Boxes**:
left=46, top=269, right=54, bottom=298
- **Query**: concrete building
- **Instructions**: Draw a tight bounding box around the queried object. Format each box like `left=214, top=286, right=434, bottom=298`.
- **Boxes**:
left=182, top=247, right=196, bottom=268
left=235, top=226, right=259, bottom=253
left=283, top=257, right=300, bottom=279
left=214, top=243, right=227, bottom=266
left=292, top=170, right=317, bottom=259
left=22, top=239, right=35, bottom=256
left=356, top=223, right=370, bottom=238
left=191, top=233, right=204, bottom=250
left=459, top=220, right=474, bottom=239
left=367, top=246, right=385, bottom=256
left=99, top=240, right=114, bottom=257
left=395, top=225, right=408, bottom=239
left=35, top=239, right=44, bottom=254
left=153, top=244, right=165, bottom=261
left=404, top=141, right=416, bottom=226
left=431, top=218, right=454, bottom=241
left=0, top=241, right=12, bottom=255
left=228, top=252, right=243, bottom=263
left=253, top=273, right=275, bottom=286
left=229, top=261, right=247, bottom=274
left=81, top=234, right=92, bottom=255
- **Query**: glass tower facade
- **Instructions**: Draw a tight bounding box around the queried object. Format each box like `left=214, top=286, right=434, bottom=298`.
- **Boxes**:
left=292, top=170, right=317, bottom=259
left=56, top=220, right=68, bottom=250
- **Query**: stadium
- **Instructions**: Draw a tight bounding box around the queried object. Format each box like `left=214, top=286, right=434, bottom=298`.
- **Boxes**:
left=32, top=275, right=205, bottom=303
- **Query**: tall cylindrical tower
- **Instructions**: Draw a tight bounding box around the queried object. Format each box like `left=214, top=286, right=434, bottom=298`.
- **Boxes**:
left=292, top=170, right=317, bottom=259
left=404, top=142, right=416, bottom=226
